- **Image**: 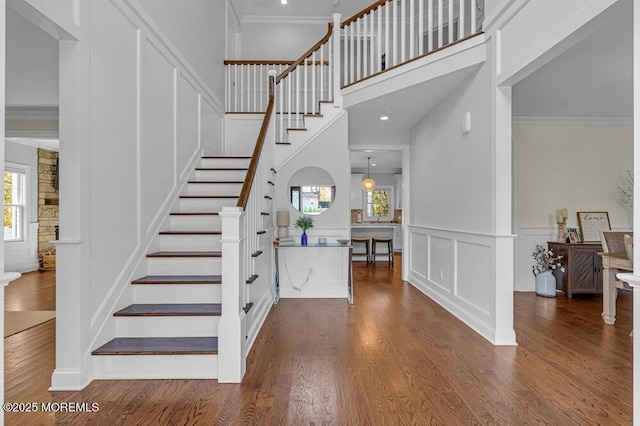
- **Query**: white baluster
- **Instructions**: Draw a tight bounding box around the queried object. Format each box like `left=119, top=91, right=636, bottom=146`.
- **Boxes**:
left=438, top=0, right=443, bottom=48
left=363, top=14, right=369, bottom=78
left=287, top=74, right=291, bottom=134
left=350, top=24, right=355, bottom=84
left=253, top=65, right=257, bottom=111
left=356, top=19, right=361, bottom=81
left=419, top=0, right=424, bottom=55
left=234, top=65, right=238, bottom=112
left=428, top=0, right=433, bottom=51
left=471, top=0, right=477, bottom=34
left=377, top=6, right=382, bottom=72
left=295, top=68, right=300, bottom=127
left=448, top=0, right=453, bottom=45
left=344, top=25, right=349, bottom=86
left=459, top=0, right=465, bottom=39
left=279, top=77, right=284, bottom=142
left=385, top=2, right=390, bottom=70
left=320, top=43, right=324, bottom=101
left=304, top=58, right=308, bottom=115
left=240, top=65, right=244, bottom=112
left=409, top=0, right=415, bottom=58
left=392, top=0, right=397, bottom=66
left=328, top=36, right=333, bottom=100
left=401, top=0, right=406, bottom=62
left=370, top=10, right=375, bottom=75
left=312, top=51, right=317, bottom=112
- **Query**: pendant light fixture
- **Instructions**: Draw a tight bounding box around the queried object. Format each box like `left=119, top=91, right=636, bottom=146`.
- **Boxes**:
left=361, top=157, right=376, bottom=191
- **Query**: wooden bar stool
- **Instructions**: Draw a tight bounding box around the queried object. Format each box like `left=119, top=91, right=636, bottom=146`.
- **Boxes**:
left=372, top=237, right=393, bottom=265
left=351, top=237, right=371, bottom=264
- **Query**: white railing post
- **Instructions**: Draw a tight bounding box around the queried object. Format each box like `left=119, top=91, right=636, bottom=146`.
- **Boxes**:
left=332, top=13, right=343, bottom=107
left=219, top=206, right=247, bottom=383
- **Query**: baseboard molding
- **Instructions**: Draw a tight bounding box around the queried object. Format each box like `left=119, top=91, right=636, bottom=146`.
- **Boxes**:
left=408, top=272, right=517, bottom=346
left=49, top=368, right=92, bottom=391
left=245, top=289, right=273, bottom=355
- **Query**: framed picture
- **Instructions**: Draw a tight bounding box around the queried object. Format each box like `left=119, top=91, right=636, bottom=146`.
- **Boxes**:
left=577, top=211, right=611, bottom=242
left=567, top=227, right=580, bottom=243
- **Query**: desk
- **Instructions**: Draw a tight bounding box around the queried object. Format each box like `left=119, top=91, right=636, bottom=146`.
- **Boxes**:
left=274, top=243, right=353, bottom=304
left=600, top=251, right=632, bottom=325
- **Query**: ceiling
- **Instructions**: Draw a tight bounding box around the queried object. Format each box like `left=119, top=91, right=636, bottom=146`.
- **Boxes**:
left=232, top=0, right=374, bottom=21
left=350, top=149, right=403, bottom=172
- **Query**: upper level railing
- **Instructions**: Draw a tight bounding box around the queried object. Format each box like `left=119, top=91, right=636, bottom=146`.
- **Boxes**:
left=340, top=0, right=483, bottom=87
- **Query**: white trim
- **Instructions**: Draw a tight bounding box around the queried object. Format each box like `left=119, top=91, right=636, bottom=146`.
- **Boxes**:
left=227, top=0, right=241, bottom=33
left=513, top=116, right=632, bottom=126
left=5, top=136, right=59, bottom=151
left=408, top=224, right=517, bottom=239
left=241, top=15, right=332, bottom=25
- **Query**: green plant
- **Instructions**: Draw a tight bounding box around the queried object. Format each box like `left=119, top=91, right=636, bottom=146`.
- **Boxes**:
left=295, top=215, right=314, bottom=231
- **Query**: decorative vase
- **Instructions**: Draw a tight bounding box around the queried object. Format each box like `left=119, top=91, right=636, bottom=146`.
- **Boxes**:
left=534, top=269, right=557, bottom=297
left=301, top=230, right=308, bottom=246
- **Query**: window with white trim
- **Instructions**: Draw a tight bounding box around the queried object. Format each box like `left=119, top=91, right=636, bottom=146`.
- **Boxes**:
left=4, top=167, right=26, bottom=242
left=364, top=186, right=393, bottom=221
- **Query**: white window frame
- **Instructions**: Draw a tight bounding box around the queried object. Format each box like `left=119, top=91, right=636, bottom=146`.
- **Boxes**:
left=4, top=163, right=28, bottom=243
left=363, top=185, right=394, bottom=221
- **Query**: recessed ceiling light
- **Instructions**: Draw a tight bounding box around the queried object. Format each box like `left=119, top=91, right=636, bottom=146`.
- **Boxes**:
left=379, top=110, right=393, bottom=121
left=281, top=0, right=287, bottom=4
left=371, top=163, right=377, bottom=166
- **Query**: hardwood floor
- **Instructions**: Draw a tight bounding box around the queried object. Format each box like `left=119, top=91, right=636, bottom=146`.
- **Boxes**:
left=4, top=259, right=633, bottom=424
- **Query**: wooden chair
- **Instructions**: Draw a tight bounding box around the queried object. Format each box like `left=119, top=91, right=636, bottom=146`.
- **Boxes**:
left=600, top=231, right=633, bottom=335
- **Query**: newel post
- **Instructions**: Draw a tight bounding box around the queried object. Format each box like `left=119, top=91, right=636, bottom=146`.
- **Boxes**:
left=332, top=13, right=343, bottom=108
left=218, top=206, right=247, bottom=383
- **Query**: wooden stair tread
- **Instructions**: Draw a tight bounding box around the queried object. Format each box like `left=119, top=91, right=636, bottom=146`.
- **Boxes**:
left=132, top=275, right=222, bottom=285
left=170, top=212, right=220, bottom=216
left=276, top=142, right=292, bottom=145
left=188, top=181, right=244, bottom=184
left=195, top=168, right=248, bottom=171
left=243, top=303, right=254, bottom=314
left=159, top=231, right=222, bottom=235
left=92, top=337, right=218, bottom=355
left=202, top=156, right=250, bottom=159
left=287, top=128, right=307, bottom=131
left=114, top=303, right=222, bottom=316
left=252, top=251, right=263, bottom=258
left=147, top=251, right=222, bottom=258
left=246, top=275, right=258, bottom=284
left=180, top=195, right=238, bottom=199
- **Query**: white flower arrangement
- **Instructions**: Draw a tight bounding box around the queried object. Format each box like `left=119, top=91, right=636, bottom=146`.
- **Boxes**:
left=532, top=245, right=565, bottom=276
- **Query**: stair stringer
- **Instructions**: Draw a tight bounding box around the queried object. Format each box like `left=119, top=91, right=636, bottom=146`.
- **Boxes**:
left=274, top=103, right=345, bottom=170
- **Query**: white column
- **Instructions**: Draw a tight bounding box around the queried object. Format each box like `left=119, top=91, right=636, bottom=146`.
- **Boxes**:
left=332, top=13, right=343, bottom=108
left=218, top=207, right=247, bottom=383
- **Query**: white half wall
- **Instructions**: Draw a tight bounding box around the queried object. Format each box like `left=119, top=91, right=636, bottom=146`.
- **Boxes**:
left=224, top=114, right=263, bottom=156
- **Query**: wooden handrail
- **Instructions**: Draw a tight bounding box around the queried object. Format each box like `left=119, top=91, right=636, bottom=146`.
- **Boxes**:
left=237, top=76, right=275, bottom=209
left=276, top=23, right=333, bottom=84
left=341, top=0, right=387, bottom=28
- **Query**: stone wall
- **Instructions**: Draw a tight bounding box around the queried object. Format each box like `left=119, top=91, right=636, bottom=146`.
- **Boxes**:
left=38, top=149, right=59, bottom=268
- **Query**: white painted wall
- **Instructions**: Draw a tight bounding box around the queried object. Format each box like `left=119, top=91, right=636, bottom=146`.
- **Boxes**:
left=348, top=127, right=410, bottom=147
left=137, top=0, right=226, bottom=99
left=513, top=122, right=633, bottom=291
left=52, top=0, right=225, bottom=389
left=4, top=141, right=39, bottom=272
left=224, top=114, right=263, bottom=156
left=273, top=114, right=350, bottom=299
left=5, top=7, right=58, bottom=107
left=240, top=22, right=329, bottom=60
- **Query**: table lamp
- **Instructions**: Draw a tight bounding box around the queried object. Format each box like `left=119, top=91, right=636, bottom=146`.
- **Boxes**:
left=277, top=211, right=290, bottom=238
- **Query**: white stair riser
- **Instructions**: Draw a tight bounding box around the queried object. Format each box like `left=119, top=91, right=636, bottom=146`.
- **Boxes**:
left=133, top=284, right=221, bottom=304
left=169, top=215, right=222, bottom=230
left=184, top=183, right=243, bottom=196
left=160, top=235, right=222, bottom=251
left=200, top=158, right=250, bottom=169
left=115, top=316, right=220, bottom=337
left=193, top=169, right=247, bottom=181
left=93, top=354, right=218, bottom=379
left=177, top=198, right=238, bottom=212
left=147, top=257, right=222, bottom=275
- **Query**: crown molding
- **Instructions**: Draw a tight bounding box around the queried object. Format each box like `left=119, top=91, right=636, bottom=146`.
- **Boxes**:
left=241, top=15, right=332, bottom=25
left=512, top=116, right=632, bottom=126
left=5, top=106, right=59, bottom=121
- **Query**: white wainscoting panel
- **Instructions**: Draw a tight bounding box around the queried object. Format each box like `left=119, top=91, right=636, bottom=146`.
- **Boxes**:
left=408, top=225, right=509, bottom=344
left=178, top=74, right=200, bottom=180
left=224, top=114, right=263, bottom=156
left=514, top=227, right=556, bottom=292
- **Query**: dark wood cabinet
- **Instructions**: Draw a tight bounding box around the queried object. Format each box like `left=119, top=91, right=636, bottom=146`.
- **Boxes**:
left=547, top=242, right=603, bottom=298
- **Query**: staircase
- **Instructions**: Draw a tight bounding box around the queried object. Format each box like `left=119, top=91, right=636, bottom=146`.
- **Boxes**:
left=92, top=156, right=252, bottom=379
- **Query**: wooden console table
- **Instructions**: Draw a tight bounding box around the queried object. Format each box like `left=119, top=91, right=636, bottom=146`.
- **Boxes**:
left=547, top=242, right=603, bottom=298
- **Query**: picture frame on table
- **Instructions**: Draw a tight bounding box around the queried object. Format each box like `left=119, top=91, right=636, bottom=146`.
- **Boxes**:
left=567, top=227, right=580, bottom=243
left=577, top=211, right=611, bottom=242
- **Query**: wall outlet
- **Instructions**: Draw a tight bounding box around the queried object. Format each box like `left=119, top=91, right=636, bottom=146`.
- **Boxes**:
left=439, top=270, right=444, bottom=280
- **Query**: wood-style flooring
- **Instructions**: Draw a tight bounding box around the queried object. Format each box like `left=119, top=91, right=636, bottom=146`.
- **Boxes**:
left=4, top=261, right=633, bottom=425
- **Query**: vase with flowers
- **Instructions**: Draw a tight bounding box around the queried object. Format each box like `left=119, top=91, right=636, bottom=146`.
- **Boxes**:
left=532, top=245, right=565, bottom=297
left=295, top=215, right=314, bottom=246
